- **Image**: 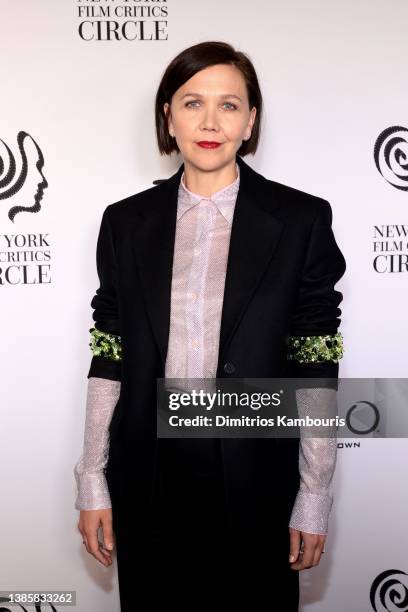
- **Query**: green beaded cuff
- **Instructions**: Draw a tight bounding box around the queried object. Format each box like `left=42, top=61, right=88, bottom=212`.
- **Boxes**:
left=89, top=327, right=122, bottom=362
left=286, top=332, right=344, bottom=363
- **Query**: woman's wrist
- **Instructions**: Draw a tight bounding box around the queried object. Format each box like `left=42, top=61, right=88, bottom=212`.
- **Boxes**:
left=74, top=470, right=112, bottom=511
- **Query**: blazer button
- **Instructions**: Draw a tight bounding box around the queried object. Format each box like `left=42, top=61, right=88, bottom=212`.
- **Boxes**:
left=223, top=362, right=235, bottom=374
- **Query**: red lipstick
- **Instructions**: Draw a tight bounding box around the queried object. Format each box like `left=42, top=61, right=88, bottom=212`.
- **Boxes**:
left=196, top=141, right=222, bottom=149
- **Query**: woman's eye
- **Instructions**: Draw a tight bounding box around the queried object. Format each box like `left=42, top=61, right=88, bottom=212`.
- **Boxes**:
left=185, top=101, right=237, bottom=110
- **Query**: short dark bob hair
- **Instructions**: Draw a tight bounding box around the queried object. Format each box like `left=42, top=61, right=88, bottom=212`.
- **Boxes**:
left=155, top=41, right=263, bottom=157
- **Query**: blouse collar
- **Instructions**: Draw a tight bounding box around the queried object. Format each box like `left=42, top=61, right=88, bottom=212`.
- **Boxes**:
left=177, top=162, right=240, bottom=225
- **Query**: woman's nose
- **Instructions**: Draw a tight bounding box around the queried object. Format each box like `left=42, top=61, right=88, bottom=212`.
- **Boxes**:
left=200, top=106, right=219, bottom=131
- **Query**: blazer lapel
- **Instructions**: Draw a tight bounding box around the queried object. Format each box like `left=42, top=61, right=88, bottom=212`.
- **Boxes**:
left=131, top=155, right=285, bottom=371
left=130, top=164, right=182, bottom=369
left=216, top=156, right=285, bottom=367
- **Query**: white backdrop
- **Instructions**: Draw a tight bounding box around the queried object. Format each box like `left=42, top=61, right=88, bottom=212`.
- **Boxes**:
left=1, top=1, right=407, bottom=610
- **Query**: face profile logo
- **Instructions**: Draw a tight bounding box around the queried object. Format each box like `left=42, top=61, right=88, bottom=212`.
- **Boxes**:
left=370, top=569, right=408, bottom=611
left=374, top=126, right=408, bottom=191
left=0, top=130, right=48, bottom=222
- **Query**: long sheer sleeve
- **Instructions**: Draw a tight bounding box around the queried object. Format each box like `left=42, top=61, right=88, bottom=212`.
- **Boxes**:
left=285, top=200, right=345, bottom=534
left=288, top=387, right=338, bottom=535
left=74, top=376, right=121, bottom=510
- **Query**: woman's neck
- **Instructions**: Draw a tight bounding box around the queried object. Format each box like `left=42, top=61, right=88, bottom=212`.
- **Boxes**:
left=182, top=159, right=238, bottom=197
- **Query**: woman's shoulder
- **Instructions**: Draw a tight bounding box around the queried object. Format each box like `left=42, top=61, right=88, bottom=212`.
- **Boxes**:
left=240, top=156, right=331, bottom=223
left=261, top=174, right=333, bottom=226
left=102, top=180, right=168, bottom=226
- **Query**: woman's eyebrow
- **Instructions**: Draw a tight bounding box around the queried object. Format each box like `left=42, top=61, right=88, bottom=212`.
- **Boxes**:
left=180, top=92, right=242, bottom=101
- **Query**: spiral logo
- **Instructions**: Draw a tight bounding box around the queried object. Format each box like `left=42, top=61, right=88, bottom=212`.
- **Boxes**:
left=0, top=131, right=48, bottom=222
left=374, top=126, right=408, bottom=191
left=370, top=569, right=408, bottom=611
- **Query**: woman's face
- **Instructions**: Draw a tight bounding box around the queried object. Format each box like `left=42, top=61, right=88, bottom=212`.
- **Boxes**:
left=164, top=63, right=257, bottom=171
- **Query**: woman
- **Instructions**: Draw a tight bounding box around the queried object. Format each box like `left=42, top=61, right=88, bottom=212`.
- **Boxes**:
left=75, top=41, right=346, bottom=610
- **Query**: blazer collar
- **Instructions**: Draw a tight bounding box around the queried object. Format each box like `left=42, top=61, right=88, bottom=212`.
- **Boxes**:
left=132, top=154, right=285, bottom=373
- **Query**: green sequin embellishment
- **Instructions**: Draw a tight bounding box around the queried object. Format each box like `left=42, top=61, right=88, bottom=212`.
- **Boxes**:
left=89, top=327, right=122, bottom=361
left=286, top=332, right=344, bottom=363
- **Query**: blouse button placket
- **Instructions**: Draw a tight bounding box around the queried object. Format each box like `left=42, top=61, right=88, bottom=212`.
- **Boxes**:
left=186, top=199, right=216, bottom=380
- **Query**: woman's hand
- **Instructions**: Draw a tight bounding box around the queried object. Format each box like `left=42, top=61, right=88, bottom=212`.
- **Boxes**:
left=77, top=509, right=115, bottom=567
left=288, top=527, right=326, bottom=570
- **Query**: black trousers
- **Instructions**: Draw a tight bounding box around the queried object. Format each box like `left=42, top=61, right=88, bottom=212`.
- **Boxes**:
left=108, top=437, right=300, bottom=611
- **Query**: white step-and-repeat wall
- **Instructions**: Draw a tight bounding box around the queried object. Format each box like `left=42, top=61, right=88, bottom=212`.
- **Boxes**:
left=1, top=1, right=407, bottom=610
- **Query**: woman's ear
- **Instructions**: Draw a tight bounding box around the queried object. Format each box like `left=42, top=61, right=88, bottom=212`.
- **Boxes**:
left=244, top=107, right=257, bottom=140
left=163, top=102, right=174, bottom=137
left=249, top=106, right=257, bottom=129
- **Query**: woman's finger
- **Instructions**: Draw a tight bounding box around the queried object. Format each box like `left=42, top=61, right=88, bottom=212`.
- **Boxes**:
left=292, top=534, right=326, bottom=570
left=98, top=539, right=113, bottom=564
left=290, top=533, right=320, bottom=570
left=312, top=540, right=326, bottom=566
left=101, top=512, right=115, bottom=553
left=288, top=527, right=301, bottom=563
left=299, top=537, right=315, bottom=569
left=85, top=528, right=111, bottom=566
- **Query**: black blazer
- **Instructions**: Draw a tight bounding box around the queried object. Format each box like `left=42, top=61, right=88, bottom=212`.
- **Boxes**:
left=88, top=153, right=346, bottom=532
